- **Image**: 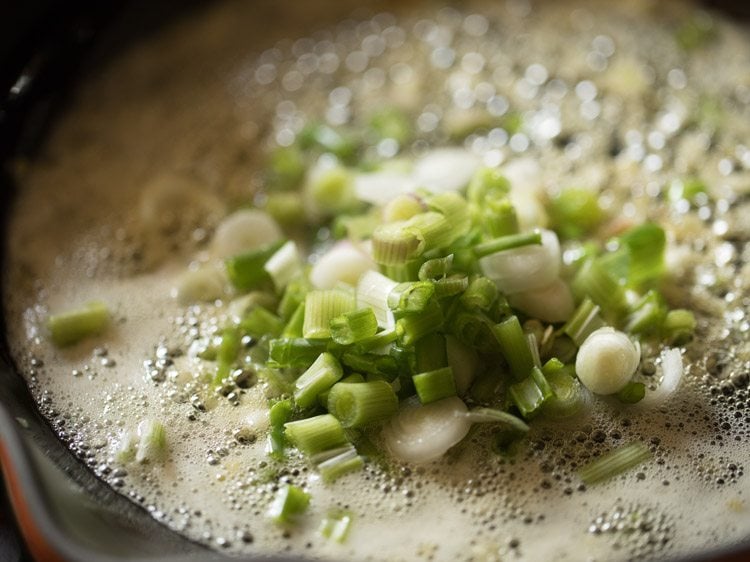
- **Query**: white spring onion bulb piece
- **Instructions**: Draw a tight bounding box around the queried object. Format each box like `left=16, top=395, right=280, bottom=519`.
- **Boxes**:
left=172, top=266, right=225, bottom=304
left=382, top=396, right=471, bottom=464
left=413, top=148, right=481, bottom=194
left=638, top=347, right=684, bottom=407
left=264, top=241, right=302, bottom=290
left=356, top=270, right=397, bottom=330
left=508, top=278, right=575, bottom=323
left=479, top=229, right=560, bottom=294
left=212, top=209, right=282, bottom=259
left=446, top=335, right=480, bottom=395
left=310, top=242, right=376, bottom=289
left=575, top=327, right=640, bottom=395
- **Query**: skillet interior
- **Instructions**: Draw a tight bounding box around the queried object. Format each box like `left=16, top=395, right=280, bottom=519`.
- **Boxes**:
left=1, top=1, right=750, bottom=560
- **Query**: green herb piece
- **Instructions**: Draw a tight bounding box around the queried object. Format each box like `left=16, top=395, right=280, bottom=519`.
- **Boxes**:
left=662, top=309, right=696, bottom=345
left=571, top=259, right=627, bottom=320
left=226, top=240, right=285, bottom=292
left=317, top=445, right=365, bottom=482
left=294, top=352, right=344, bottom=409
left=241, top=306, right=284, bottom=338
left=396, top=300, right=444, bottom=346
left=467, top=167, right=510, bottom=205
left=547, top=187, right=604, bottom=239
left=328, top=381, right=398, bottom=428
left=284, top=414, right=349, bottom=457
left=578, top=442, right=651, bottom=485
left=303, top=289, right=356, bottom=339
left=135, top=419, right=167, bottom=464
left=330, top=308, right=379, bottom=345
left=319, top=510, right=354, bottom=543
left=267, top=399, right=293, bottom=460
left=493, top=315, right=534, bottom=381
left=47, top=300, right=110, bottom=347
left=268, top=484, right=310, bottom=524
left=473, top=229, right=542, bottom=259
left=541, top=366, right=586, bottom=418
left=268, top=338, right=329, bottom=369
left=413, top=366, right=457, bottom=404
left=616, top=381, right=646, bottom=404
left=562, top=298, right=606, bottom=346
left=509, top=366, right=554, bottom=419
left=388, top=281, right=435, bottom=317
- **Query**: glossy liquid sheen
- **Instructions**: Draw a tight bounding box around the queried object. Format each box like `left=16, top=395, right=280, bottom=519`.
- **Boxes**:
left=4, top=1, right=750, bottom=560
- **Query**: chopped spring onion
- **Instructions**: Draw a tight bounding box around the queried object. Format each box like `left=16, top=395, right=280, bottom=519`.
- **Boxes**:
left=212, top=209, right=283, bottom=260
left=382, top=396, right=471, bottom=464
left=317, top=445, right=365, bottom=482
left=47, top=300, right=110, bottom=347
left=319, top=510, right=354, bottom=543
left=114, top=431, right=138, bottom=464
left=464, top=407, right=530, bottom=434
left=625, top=290, right=667, bottom=335
left=619, top=223, right=666, bottom=287
left=662, top=309, right=696, bottom=345
left=434, top=274, right=469, bottom=298
left=135, top=419, right=167, bottom=464
left=575, top=327, right=640, bottom=395
left=306, top=165, right=357, bottom=215
left=562, top=298, right=606, bottom=346
left=278, top=277, right=309, bottom=321
left=371, top=221, right=421, bottom=265
left=383, top=194, right=425, bottom=223
left=413, top=366, right=457, bottom=404
left=356, top=270, right=398, bottom=330
left=268, top=484, right=310, bottom=525
left=460, top=276, right=498, bottom=311
left=294, top=352, right=343, bottom=409
left=264, top=240, right=302, bottom=291
left=418, top=254, right=454, bottom=281
left=225, top=240, right=285, bottom=292
left=426, top=192, right=472, bottom=242
left=405, top=212, right=455, bottom=254
left=508, top=278, right=575, bottom=324
left=571, top=258, right=627, bottom=320
left=327, top=381, right=398, bottom=427
left=493, top=315, right=534, bottom=381
left=353, top=328, right=399, bottom=353
left=616, top=381, right=646, bottom=404
left=383, top=260, right=423, bottom=283
left=483, top=197, right=520, bottom=237
left=240, top=306, right=284, bottom=338
left=577, top=442, right=652, bottom=485
left=547, top=187, right=604, bottom=239
left=309, top=242, right=375, bottom=289
left=450, top=309, right=498, bottom=353
left=467, top=166, right=510, bottom=204
left=267, top=399, right=293, bottom=460
left=330, top=308, right=379, bottom=345
left=266, top=146, right=306, bottom=189
left=341, top=352, right=398, bottom=380
left=478, top=229, right=561, bottom=294
left=214, top=327, right=241, bottom=384
left=284, top=414, right=349, bottom=457
left=541, top=366, right=587, bottom=418
left=473, top=229, right=542, bottom=259
left=173, top=267, right=224, bottom=304
left=282, top=303, right=305, bottom=338
left=509, top=366, right=554, bottom=419
left=303, top=289, right=356, bottom=339
left=396, top=300, right=444, bottom=345
left=388, top=281, right=435, bottom=316
left=268, top=338, right=328, bottom=368
left=414, top=332, right=447, bottom=373
left=446, top=335, right=479, bottom=395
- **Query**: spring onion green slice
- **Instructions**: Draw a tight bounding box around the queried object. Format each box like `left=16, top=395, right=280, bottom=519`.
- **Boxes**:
left=282, top=302, right=305, bottom=338
left=473, top=229, right=543, bottom=259
left=509, top=366, right=554, bottom=419
left=328, top=381, right=398, bottom=428
left=240, top=306, right=284, bottom=338
left=330, top=308, right=378, bottom=345
left=625, top=290, right=667, bottom=335
left=371, top=221, right=421, bottom=265
left=268, top=338, right=328, bottom=368
left=47, top=301, right=110, bottom=347
left=413, top=366, right=457, bottom=404
left=493, top=315, right=534, bottom=381
left=562, top=298, right=606, bottom=346
left=616, top=381, right=646, bottom=404
left=483, top=198, right=520, bottom=237
left=467, top=167, right=510, bottom=204
left=418, top=254, right=454, bottom=281
left=434, top=274, right=469, bottom=298
left=268, top=484, right=310, bottom=524
left=303, top=289, right=356, bottom=339
left=571, top=258, right=628, bottom=320
left=460, top=276, right=498, bottom=311
left=294, top=353, right=344, bottom=409
left=264, top=240, right=302, bottom=291
left=662, top=309, right=696, bottom=345
left=319, top=510, right=354, bottom=543
left=225, top=240, right=285, bottom=292
left=267, top=399, right=293, bottom=460
left=388, top=281, right=435, bottom=316
left=396, top=300, right=444, bottom=346
left=317, top=445, right=365, bottom=482
left=284, top=414, right=349, bottom=457
left=541, top=366, right=587, bottom=418
left=135, top=419, right=167, bottom=464
left=577, top=442, right=652, bottom=485
left=426, top=192, right=472, bottom=242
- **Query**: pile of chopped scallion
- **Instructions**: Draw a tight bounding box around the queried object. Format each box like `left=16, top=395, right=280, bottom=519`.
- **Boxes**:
left=46, top=115, right=697, bottom=527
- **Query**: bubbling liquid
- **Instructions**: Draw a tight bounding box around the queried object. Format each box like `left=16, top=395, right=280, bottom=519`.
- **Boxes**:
left=4, top=0, right=750, bottom=560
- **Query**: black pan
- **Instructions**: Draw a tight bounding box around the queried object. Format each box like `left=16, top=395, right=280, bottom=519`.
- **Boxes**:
left=0, top=1, right=749, bottom=560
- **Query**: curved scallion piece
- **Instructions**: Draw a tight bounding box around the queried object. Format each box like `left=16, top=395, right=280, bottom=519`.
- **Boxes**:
left=294, top=352, right=343, bottom=409
left=268, top=484, right=310, bottom=524
left=47, top=301, right=110, bottom=347
left=577, top=442, right=651, bottom=485
left=284, top=414, right=349, bottom=457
